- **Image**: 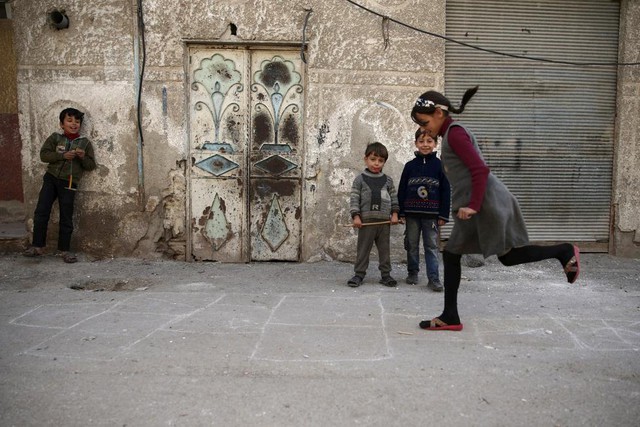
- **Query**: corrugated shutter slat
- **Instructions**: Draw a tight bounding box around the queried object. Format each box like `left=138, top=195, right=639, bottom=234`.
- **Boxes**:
left=443, top=0, right=619, bottom=246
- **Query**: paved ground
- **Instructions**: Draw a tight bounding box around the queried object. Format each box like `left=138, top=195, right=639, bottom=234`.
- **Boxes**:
left=0, top=252, right=639, bottom=426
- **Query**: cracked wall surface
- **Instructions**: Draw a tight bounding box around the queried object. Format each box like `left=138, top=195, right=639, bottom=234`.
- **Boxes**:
left=10, top=0, right=640, bottom=260
left=613, top=0, right=640, bottom=257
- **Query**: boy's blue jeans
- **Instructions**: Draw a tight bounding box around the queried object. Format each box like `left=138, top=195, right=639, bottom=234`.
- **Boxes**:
left=404, top=216, right=440, bottom=281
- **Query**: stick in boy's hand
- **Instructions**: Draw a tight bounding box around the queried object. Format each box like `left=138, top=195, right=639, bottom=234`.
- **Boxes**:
left=342, top=220, right=393, bottom=227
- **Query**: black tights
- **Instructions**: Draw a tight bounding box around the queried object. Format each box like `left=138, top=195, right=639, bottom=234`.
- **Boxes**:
left=497, top=243, right=574, bottom=267
left=439, top=243, right=574, bottom=325
left=441, top=251, right=462, bottom=325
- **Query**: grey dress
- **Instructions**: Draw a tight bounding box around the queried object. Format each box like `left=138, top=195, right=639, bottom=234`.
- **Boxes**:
left=441, top=122, right=529, bottom=257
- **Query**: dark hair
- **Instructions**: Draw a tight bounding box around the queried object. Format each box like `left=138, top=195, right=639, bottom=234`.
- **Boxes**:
left=411, top=86, right=479, bottom=124
left=59, top=108, right=84, bottom=124
left=414, top=129, right=438, bottom=146
left=364, top=142, right=388, bottom=160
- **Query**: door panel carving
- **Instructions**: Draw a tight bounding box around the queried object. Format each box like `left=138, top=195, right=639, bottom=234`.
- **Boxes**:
left=189, top=48, right=303, bottom=262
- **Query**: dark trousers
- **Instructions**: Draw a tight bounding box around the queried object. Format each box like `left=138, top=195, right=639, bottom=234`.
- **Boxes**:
left=32, top=172, right=76, bottom=251
left=354, top=224, right=391, bottom=278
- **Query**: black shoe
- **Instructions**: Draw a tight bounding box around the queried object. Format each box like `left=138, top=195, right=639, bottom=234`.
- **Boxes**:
left=427, top=279, right=443, bottom=292
left=347, top=275, right=363, bottom=287
left=405, top=273, right=419, bottom=285
left=379, top=276, right=397, bottom=287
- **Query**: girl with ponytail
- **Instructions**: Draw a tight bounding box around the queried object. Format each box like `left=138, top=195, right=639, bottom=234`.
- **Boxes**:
left=411, top=87, right=580, bottom=331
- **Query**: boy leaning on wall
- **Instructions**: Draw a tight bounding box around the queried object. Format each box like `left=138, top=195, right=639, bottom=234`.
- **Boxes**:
left=23, top=108, right=96, bottom=263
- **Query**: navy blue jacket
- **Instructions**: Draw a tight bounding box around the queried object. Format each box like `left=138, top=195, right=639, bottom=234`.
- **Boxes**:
left=398, top=152, right=451, bottom=221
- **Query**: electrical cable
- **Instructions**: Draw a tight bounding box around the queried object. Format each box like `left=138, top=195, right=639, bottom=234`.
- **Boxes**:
left=382, top=16, right=390, bottom=50
left=345, top=0, right=639, bottom=67
left=136, top=0, right=146, bottom=144
left=135, top=0, right=146, bottom=204
left=301, top=8, right=313, bottom=64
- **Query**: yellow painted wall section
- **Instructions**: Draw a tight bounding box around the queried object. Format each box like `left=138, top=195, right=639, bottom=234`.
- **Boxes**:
left=0, top=20, right=17, bottom=113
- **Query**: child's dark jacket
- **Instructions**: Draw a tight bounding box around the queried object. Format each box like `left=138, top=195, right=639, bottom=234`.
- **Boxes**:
left=40, top=132, right=96, bottom=183
left=398, top=151, right=451, bottom=221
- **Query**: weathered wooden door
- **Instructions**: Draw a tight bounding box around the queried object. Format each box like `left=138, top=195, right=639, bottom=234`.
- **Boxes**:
left=188, top=47, right=303, bottom=262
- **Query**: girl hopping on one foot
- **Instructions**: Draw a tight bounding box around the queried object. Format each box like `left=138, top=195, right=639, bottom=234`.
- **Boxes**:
left=410, top=87, right=580, bottom=331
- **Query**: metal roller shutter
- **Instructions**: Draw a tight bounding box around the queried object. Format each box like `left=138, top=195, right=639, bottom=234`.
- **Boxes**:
left=444, top=0, right=619, bottom=251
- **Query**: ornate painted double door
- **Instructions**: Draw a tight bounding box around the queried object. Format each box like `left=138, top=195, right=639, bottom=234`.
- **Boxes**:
left=188, top=47, right=303, bottom=262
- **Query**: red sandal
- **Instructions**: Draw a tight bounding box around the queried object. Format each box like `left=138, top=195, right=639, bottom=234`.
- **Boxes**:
left=564, top=245, right=580, bottom=284
left=419, top=317, right=463, bottom=331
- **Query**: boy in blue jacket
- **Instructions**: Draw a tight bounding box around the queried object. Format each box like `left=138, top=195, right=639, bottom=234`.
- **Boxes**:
left=398, top=129, right=450, bottom=290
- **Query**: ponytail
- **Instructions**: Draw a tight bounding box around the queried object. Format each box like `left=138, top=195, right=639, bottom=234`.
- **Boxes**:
left=449, top=86, right=479, bottom=114
left=411, top=85, right=479, bottom=122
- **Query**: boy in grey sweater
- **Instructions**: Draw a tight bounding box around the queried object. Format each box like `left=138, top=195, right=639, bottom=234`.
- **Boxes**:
left=348, top=142, right=400, bottom=287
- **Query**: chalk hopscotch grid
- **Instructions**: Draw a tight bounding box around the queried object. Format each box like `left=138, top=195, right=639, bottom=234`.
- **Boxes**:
left=9, top=293, right=226, bottom=361
left=6, top=293, right=639, bottom=363
left=249, top=294, right=393, bottom=362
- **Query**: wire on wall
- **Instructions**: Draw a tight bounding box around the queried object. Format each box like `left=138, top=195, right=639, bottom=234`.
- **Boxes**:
left=345, top=0, right=639, bottom=67
left=301, top=8, right=313, bottom=64
left=381, top=16, right=390, bottom=50
left=135, top=0, right=146, bottom=205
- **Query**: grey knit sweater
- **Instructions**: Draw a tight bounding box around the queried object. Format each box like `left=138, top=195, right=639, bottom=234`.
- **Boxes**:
left=350, top=169, right=400, bottom=223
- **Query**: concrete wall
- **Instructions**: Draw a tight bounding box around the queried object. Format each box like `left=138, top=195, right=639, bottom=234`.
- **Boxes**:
left=14, top=1, right=145, bottom=256
left=613, top=0, right=640, bottom=258
left=11, top=0, right=640, bottom=260
left=299, top=0, right=444, bottom=262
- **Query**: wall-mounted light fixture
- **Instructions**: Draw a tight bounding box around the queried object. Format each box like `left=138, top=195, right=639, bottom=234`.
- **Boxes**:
left=49, top=9, right=69, bottom=30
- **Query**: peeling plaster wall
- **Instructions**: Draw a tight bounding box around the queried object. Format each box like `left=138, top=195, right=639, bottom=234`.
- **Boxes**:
left=13, top=0, right=187, bottom=258
left=612, top=0, right=640, bottom=258
left=299, top=0, right=446, bottom=263
left=14, top=0, right=143, bottom=258
left=11, top=0, right=639, bottom=260
left=12, top=0, right=445, bottom=261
